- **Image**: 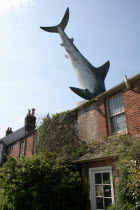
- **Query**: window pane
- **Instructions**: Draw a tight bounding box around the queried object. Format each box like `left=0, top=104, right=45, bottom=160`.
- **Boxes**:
left=103, top=173, right=110, bottom=184
left=110, top=117, right=116, bottom=133
left=116, top=114, right=122, bottom=123
left=103, top=185, right=111, bottom=197
left=96, top=197, right=103, bottom=209
left=116, top=122, right=123, bottom=132
left=111, top=124, right=116, bottom=134
left=113, top=104, right=120, bottom=115
left=95, top=173, right=102, bottom=184
left=122, top=113, right=126, bottom=121
left=120, top=102, right=124, bottom=112
left=109, top=106, right=113, bottom=117
left=123, top=120, right=127, bottom=131
left=96, top=185, right=103, bottom=197
left=104, top=198, right=112, bottom=208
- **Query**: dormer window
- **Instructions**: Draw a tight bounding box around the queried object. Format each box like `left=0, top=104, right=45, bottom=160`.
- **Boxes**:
left=107, top=94, right=127, bottom=134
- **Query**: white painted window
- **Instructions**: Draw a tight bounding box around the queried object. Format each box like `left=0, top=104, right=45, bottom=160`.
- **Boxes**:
left=20, top=140, right=25, bottom=156
left=33, top=134, right=38, bottom=155
left=9, top=146, right=13, bottom=156
left=107, top=94, right=127, bottom=134
left=89, top=166, right=114, bottom=210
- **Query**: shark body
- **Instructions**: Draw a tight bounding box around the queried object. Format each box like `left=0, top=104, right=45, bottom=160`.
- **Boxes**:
left=40, top=8, right=110, bottom=100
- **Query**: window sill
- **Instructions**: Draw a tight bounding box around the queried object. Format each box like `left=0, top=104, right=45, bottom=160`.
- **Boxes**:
left=109, top=130, right=128, bottom=137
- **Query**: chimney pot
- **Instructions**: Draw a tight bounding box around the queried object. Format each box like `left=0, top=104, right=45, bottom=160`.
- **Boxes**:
left=6, top=127, right=13, bottom=136
left=25, top=108, right=36, bottom=134
left=32, top=108, right=35, bottom=116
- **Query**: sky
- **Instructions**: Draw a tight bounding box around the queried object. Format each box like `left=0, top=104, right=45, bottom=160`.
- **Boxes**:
left=0, top=0, right=140, bottom=137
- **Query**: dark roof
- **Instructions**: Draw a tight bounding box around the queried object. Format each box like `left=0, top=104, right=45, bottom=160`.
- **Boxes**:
left=0, top=127, right=26, bottom=146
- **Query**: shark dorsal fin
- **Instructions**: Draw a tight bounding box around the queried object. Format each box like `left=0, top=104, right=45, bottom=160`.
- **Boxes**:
left=96, top=61, right=110, bottom=81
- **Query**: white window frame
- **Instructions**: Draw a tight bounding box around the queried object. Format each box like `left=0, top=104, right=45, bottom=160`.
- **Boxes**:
left=107, top=94, right=127, bottom=135
left=33, top=134, right=38, bottom=155
left=9, top=146, right=13, bottom=156
left=20, top=140, right=25, bottom=157
left=89, top=166, right=114, bottom=210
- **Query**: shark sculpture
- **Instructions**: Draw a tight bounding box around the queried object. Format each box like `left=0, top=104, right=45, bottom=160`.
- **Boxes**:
left=40, top=8, right=110, bottom=100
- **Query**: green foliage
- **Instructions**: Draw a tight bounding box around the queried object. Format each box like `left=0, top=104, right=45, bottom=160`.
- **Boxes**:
left=108, top=139, right=140, bottom=210
left=36, top=110, right=90, bottom=160
left=0, top=154, right=87, bottom=210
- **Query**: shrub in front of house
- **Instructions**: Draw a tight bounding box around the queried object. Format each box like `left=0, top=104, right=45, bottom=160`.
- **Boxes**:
left=108, top=139, right=140, bottom=210
left=0, top=154, right=87, bottom=210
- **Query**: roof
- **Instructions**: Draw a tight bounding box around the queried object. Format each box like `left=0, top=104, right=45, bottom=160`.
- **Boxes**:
left=0, top=127, right=26, bottom=146
left=73, top=153, right=118, bottom=164
left=76, top=73, right=140, bottom=110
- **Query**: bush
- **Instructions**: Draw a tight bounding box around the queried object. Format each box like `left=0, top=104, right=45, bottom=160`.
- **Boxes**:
left=0, top=154, right=87, bottom=210
left=108, top=139, right=140, bottom=210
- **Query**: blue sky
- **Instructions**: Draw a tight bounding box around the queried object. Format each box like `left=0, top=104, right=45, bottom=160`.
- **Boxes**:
left=0, top=0, right=139, bottom=137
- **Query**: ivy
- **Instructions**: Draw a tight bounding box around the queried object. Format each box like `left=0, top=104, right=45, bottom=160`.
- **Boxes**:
left=108, top=139, right=140, bottom=210
left=36, top=110, right=90, bottom=161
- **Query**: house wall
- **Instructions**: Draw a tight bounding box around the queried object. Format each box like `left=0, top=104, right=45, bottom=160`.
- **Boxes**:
left=0, top=143, right=6, bottom=165
left=78, top=99, right=107, bottom=143
left=78, top=77, right=140, bottom=143
left=81, top=158, right=116, bottom=180
left=25, top=134, right=35, bottom=156
left=7, top=133, right=35, bottom=158
left=123, top=79, right=140, bottom=136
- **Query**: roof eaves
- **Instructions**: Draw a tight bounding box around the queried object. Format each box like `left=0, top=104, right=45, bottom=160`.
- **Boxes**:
left=76, top=73, right=140, bottom=111
left=73, top=155, right=118, bottom=164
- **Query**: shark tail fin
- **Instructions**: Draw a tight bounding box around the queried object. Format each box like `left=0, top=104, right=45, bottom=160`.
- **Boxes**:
left=40, top=8, right=69, bottom=33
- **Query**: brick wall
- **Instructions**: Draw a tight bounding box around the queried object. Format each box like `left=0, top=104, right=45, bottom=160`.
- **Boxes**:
left=123, top=79, right=140, bottom=136
left=11, top=141, right=20, bottom=158
left=7, top=133, right=35, bottom=158
left=78, top=99, right=108, bottom=143
left=81, top=158, right=116, bottom=179
left=25, top=135, right=35, bottom=156
left=78, top=76, right=140, bottom=143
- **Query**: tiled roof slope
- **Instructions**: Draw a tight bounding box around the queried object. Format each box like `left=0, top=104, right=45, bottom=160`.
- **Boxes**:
left=0, top=127, right=26, bottom=146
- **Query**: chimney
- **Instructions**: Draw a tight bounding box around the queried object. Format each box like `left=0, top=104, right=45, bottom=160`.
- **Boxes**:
left=25, top=108, right=36, bottom=134
left=6, top=127, right=13, bottom=136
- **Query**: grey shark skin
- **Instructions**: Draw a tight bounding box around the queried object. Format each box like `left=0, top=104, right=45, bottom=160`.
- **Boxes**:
left=40, top=8, right=110, bottom=100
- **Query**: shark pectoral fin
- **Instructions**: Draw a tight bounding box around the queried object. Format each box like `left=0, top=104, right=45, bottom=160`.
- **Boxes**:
left=97, top=61, right=110, bottom=80
left=70, top=38, right=74, bottom=42
left=70, top=87, right=93, bottom=100
left=60, top=43, right=65, bottom=47
left=65, top=54, right=70, bottom=59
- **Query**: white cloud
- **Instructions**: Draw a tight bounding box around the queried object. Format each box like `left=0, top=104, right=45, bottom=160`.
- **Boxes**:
left=0, top=0, right=33, bottom=14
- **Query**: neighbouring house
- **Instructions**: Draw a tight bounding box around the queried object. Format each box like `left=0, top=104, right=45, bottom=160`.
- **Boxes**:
left=74, top=73, right=140, bottom=210
left=0, top=109, right=37, bottom=165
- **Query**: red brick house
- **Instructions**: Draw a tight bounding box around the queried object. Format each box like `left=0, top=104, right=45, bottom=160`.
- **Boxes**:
left=0, top=109, right=37, bottom=165
left=74, top=73, right=140, bottom=210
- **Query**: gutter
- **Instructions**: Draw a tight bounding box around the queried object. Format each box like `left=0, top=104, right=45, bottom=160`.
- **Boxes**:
left=76, top=73, right=140, bottom=111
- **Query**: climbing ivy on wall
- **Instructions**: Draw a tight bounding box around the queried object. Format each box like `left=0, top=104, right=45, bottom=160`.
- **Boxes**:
left=108, top=139, right=140, bottom=210
left=36, top=110, right=90, bottom=160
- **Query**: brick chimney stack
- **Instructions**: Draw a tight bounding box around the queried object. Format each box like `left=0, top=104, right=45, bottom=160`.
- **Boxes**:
left=25, top=108, right=36, bottom=134
left=6, top=127, right=13, bottom=136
